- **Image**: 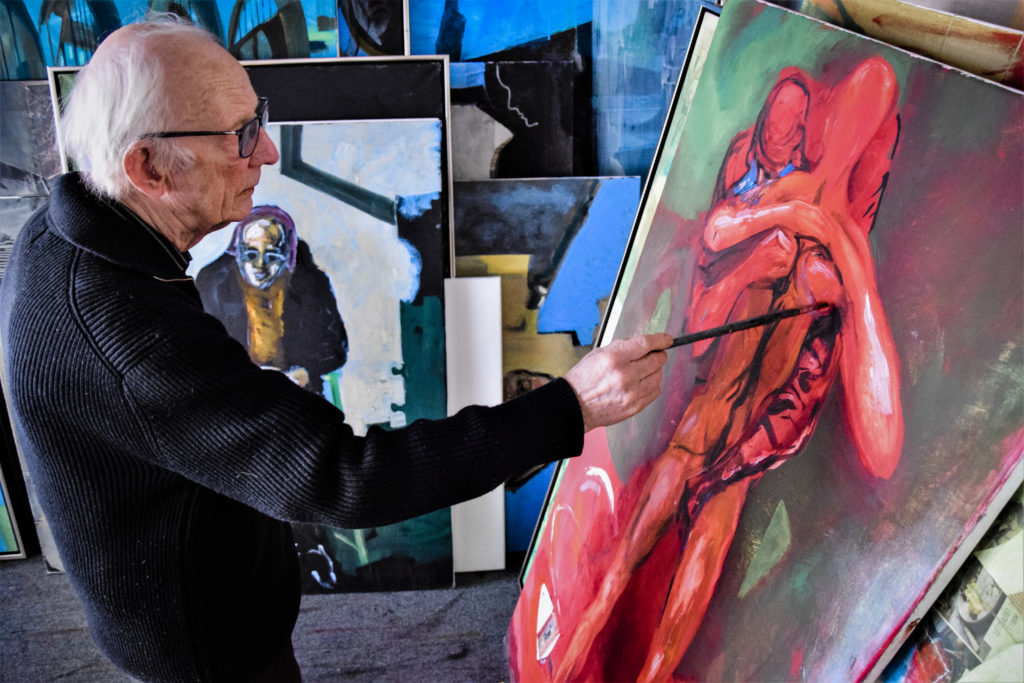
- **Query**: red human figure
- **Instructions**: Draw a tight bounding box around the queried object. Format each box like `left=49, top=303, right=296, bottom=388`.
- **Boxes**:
left=554, top=57, right=904, bottom=682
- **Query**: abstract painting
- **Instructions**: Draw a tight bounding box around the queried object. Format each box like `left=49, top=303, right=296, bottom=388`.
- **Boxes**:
left=1, top=80, right=61, bottom=279
left=452, top=177, right=640, bottom=553
left=408, top=0, right=590, bottom=61
left=0, top=485, right=17, bottom=557
left=449, top=61, right=574, bottom=179
left=0, top=81, right=60, bottom=196
left=2, top=0, right=340, bottom=79
left=591, top=0, right=710, bottom=179
left=510, top=1, right=1023, bottom=680
left=0, top=451, right=27, bottom=559
left=189, top=118, right=451, bottom=592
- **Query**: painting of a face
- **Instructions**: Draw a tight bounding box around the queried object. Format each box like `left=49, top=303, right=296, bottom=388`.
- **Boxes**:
left=236, top=218, right=290, bottom=289
left=754, top=78, right=810, bottom=175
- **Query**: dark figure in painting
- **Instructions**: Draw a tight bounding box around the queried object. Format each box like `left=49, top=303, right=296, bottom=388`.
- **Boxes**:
left=197, top=204, right=352, bottom=592
left=196, top=204, right=348, bottom=397
left=555, top=57, right=905, bottom=682
left=435, top=0, right=467, bottom=59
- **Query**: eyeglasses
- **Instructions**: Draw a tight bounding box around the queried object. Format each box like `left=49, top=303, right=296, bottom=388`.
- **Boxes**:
left=138, top=97, right=269, bottom=159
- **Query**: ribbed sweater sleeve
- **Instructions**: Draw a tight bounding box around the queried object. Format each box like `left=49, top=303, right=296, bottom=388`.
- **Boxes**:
left=120, top=300, right=584, bottom=529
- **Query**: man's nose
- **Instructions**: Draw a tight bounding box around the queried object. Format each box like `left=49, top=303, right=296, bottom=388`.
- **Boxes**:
left=251, top=127, right=279, bottom=166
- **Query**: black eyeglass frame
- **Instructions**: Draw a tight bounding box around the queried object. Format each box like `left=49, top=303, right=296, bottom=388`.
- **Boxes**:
left=138, top=97, right=269, bottom=159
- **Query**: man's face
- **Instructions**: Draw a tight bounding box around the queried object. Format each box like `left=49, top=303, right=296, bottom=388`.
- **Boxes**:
left=237, top=219, right=290, bottom=289
left=163, top=43, right=279, bottom=245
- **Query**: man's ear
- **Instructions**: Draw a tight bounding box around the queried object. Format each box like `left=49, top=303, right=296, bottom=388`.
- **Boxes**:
left=123, top=142, right=168, bottom=198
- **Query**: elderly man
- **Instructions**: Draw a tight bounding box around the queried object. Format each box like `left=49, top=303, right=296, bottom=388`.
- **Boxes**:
left=0, top=18, right=671, bottom=683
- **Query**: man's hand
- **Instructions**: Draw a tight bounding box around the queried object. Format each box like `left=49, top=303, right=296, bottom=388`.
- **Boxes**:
left=565, top=334, right=673, bottom=432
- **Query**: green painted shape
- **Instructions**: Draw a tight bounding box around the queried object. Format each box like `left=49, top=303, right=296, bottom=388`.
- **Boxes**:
left=739, top=500, right=792, bottom=598
left=323, top=370, right=343, bottom=410
left=645, top=289, right=672, bottom=335
left=395, top=295, right=446, bottom=423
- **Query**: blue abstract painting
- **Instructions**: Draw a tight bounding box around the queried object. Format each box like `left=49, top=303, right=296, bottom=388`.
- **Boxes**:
left=592, top=0, right=707, bottom=178
left=538, top=177, right=639, bottom=346
left=409, top=0, right=590, bottom=60
left=3, top=0, right=338, bottom=79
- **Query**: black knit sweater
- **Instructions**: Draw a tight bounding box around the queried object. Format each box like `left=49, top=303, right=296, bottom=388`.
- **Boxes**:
left=0, top=173, right=584, bottom=682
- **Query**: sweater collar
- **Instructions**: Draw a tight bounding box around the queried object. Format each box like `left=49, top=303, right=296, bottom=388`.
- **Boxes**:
left=48, top=172, right=191, bottom=279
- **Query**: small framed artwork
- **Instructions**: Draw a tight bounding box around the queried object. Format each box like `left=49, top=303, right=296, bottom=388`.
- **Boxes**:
left=0, top=400, right=28, bottom=560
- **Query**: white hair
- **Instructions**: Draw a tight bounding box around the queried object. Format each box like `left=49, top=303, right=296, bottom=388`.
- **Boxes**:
left=60, top=16, right=223, bottom=200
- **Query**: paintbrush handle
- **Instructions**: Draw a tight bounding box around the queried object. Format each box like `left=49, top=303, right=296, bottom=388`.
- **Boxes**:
left=669, top=301, right=831, bottom=349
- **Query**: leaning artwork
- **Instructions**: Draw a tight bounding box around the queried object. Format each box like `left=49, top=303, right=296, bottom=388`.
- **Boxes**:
left=189, top=118, right=452, bottom=593
left=509, top=1, right=1023, bottom=681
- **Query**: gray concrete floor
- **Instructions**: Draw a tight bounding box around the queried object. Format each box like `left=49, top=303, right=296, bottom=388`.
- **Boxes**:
left=0, top=554, right=523, bottom=682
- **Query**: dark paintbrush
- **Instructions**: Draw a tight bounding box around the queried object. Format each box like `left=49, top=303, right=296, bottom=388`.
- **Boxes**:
left=669, top=301, right=833, bottom=349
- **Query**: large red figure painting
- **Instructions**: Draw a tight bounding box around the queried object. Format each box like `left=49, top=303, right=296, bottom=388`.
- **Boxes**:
left=510, top=2, right=1023, bottom=681
left=557, top=55, right=904, bottom=683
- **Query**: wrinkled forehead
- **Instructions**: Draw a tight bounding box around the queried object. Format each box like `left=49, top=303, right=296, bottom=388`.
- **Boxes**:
left=156, top=34, right=254, bottom=126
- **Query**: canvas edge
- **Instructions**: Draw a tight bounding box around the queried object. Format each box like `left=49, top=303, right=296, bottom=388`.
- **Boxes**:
left=46, top=67, right=71, bottom=174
